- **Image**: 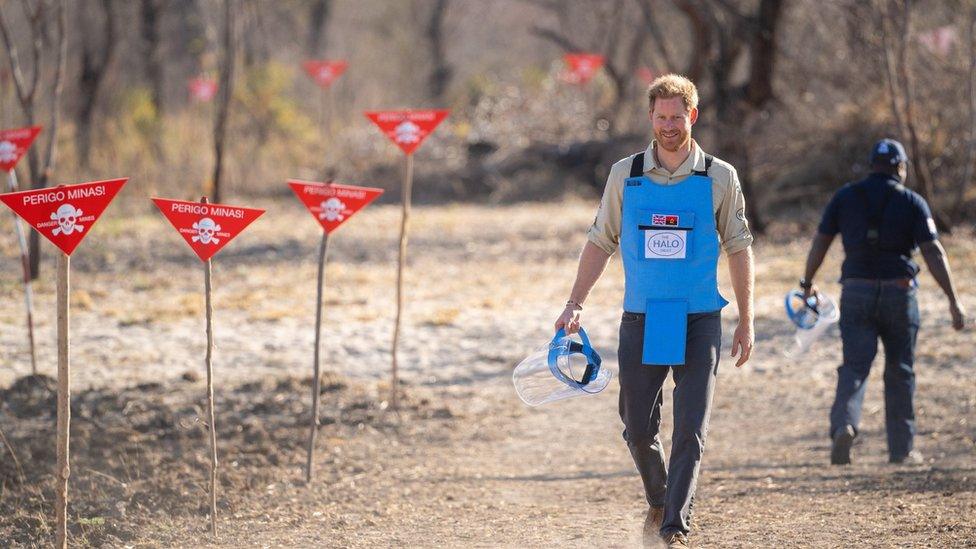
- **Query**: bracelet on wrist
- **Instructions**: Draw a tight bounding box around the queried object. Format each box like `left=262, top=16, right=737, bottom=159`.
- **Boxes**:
left=565, top=300, right=583, bottom=310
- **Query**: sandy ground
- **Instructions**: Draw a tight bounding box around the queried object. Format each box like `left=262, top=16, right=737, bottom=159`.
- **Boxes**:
left=1, top=199, right=974, bottom=547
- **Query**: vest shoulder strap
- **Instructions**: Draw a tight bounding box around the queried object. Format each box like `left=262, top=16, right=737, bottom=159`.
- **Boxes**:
left=692, top=154, right=713, bottom=176
left=629, top=152, right=645, bottom=178
left=854, top=181, right=897, bottom=252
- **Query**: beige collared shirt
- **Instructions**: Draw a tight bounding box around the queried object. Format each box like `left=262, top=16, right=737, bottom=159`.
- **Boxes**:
left=586, top=140, right=754, bottom=256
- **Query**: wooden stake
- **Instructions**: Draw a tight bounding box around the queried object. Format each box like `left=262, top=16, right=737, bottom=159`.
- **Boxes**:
left=7, top=170, right=37, bottom=375
left=55, top=252, right=70, bottom=549
left=327, top=87, right=336, bottom=132
left=306, top=229, right=330, bottom=484
left=317, top=90, right=325, bottom=130
left=202, top=197, right=218, bottom=538
left=391, top=153, right=413, bottom=411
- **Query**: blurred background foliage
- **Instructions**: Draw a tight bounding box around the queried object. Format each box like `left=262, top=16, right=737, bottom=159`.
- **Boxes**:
left=0, top=0, right=973, bottom=225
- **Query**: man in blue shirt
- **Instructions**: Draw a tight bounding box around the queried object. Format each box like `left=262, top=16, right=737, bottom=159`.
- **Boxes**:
left=801, top=138, right=966, bottom=465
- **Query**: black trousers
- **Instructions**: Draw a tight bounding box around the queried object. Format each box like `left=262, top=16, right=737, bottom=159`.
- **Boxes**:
left=618, top=310, right=721, bottom=536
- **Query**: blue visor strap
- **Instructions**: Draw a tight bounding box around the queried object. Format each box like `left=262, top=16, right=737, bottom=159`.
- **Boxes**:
left=549, top=327, right=602, bottom=387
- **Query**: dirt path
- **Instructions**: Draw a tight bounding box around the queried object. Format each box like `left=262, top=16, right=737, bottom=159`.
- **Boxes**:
left=106, top=355, right=973, bottom=548
left=2, top=201, right=974, bottom=547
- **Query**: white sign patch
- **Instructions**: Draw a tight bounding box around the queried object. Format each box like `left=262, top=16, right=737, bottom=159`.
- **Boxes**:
left=645, top=230, right=687, bottom=259
left=0, top=140, right=17, bottom=163
left=926, top=217, right=937, bottom=236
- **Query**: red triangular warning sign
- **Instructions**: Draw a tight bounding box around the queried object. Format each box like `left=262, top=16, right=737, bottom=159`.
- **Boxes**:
left=152, top=198, right=264, bottom=262
left=288, top=180, right=383, bottom=233
left=0, top=126, right=42, bottom=173
left=303, top=60, right=348, bottom=89
left=562, top=53, right=605, bottom=85
left=364, top=110, right=449, bottom=155
left=189, top=77, right=218, bottom=102
left=0, top=178, right=128, bottom=256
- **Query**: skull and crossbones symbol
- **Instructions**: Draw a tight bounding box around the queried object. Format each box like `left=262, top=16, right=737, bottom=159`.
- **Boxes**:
left=317, top=66, right=334, bottom=81
left=319, top=198, right=346, bottom=222
left=394, top=121, right=421, bottom=144
left=51, top=204, right=85, bottom=236
left=191, top=217, right=221, bottom=244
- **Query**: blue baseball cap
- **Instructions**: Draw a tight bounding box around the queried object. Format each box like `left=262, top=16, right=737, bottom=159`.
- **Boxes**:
left=870, top=138, right=909, bottom=166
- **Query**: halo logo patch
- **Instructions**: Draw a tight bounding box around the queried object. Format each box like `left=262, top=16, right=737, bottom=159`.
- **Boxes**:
left=645, top=230, right=686, bottom=259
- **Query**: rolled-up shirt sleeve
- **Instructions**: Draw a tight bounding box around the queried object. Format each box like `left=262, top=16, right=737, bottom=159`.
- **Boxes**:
left=716, top=167, right=754, bottom=255
left=586, top=160, right=626, bottom=255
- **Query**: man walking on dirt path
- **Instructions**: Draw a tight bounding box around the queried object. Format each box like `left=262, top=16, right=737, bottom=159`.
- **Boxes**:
left=554, top=74, right=755, bottom=549
left=800, top=138, right=967, bottom=466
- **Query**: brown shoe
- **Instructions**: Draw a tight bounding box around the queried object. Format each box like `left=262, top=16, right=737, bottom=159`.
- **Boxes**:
left=642, top=506, right=665, bottom=547
left=662, top=531, right=690, bottom=548
left=830, top=424, right=855, bottom=465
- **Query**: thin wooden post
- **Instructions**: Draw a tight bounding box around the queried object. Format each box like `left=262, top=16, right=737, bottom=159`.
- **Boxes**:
left=202, top=197, right=218, bottom=538
left=7, top=170, right=37, bottom=374
left=306, top=229, right=329, bottom=484
left=55, top=252, right=70, bottom=549
left=391, top=153, right=413, bottom=411
left=317, top=90, right=325, bottom=129
left=327, top=87, right=336, bottom=132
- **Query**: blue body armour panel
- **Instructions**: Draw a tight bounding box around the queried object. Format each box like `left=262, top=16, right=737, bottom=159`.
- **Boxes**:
left=621, top=152, right=728, bottom=365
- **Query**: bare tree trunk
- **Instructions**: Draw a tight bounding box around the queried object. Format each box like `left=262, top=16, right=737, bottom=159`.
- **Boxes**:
left=32, top=0, right=68, bottom=279
left=211, top=0, right=236, bottom=204
left=745, top=0, right=784, bottom=107
left=956, top=7, right=976, bottom=217
left=690, top=0, right=784, bottom=235
left=879, top=4, right=908, bottom=141
left=426, top=0, right=452, bottom=101
left=306, top=0, right=331, bottom=57
left=240, top=1, right=269, bottom=68
left=635, top=0, right=676, bottom=71
left=77, top=0, right=117, bottom=169
left=0, top=0, right=68, bottom=279
left=672, top=0, right=712, bottom=83
left=890, top=0, right=950, bottom=231
left=140, top=0, right=164, bottom=117
left=174, top=0, right=207, bottom=76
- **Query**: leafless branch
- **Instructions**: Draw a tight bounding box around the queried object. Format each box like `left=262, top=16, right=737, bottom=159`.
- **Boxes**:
left=530, top=25, right=584, bottom=53
left=634, top=0, right=676, bottom=70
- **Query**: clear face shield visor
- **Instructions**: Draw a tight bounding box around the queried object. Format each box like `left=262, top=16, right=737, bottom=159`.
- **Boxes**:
left=513, top=327, right=611, bottom=407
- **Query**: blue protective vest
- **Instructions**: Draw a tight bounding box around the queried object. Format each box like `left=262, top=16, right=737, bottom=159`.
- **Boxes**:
left=621, top=152, right=727, bottom=365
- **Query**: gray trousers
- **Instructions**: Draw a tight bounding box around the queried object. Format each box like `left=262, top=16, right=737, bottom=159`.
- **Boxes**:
left=618, top=310, right=721, bottom=536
